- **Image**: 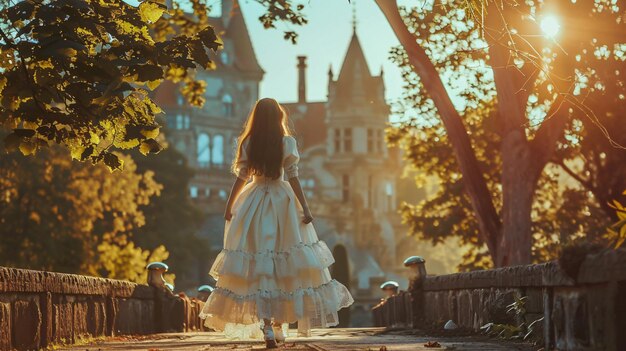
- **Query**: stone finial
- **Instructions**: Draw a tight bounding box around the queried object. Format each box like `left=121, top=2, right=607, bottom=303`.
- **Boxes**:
left=380, top=281, right=399, bottom=290
left=198, top=285, right=214, bottom=293
left=146, top=262, right=169, bottom=288
left=403, top=256, right=427, bottom=282
left=197, top=284, right=215, bottom=301
left=380, top=280, right=399, bottom=298
left=403, top=256, right=425, bottom=266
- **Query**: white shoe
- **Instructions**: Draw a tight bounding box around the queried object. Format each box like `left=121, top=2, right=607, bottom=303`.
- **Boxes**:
left=272, top=324, right=286, bottom=343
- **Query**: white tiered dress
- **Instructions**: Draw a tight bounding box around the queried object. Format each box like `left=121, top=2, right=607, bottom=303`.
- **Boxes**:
left=199, top=135, right=354, bottom=339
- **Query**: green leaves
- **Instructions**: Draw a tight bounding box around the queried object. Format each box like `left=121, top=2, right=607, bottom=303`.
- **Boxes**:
left=257, top=0, right=308, bottom=44
left=138, top=1, right=167, bottom=23
left=139, top=139, right=162, bottom=156
left=607, top=196, right=626, bottom=249
left=0, top=0, right=221, bottom=169
left=103, top=152, right=124, bottom=171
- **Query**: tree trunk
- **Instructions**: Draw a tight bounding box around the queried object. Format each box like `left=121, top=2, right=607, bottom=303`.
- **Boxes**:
left=498, top=132, right=539, bottom=266
left=375, top=0, right=501, bottom=259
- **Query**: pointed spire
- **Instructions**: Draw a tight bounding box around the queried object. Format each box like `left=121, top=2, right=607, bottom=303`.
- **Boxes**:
left=328, top=64, right=334, bottom=80
left=380, top=65, right=384, bottom=77
left=351, top=0, right=357, bottom=33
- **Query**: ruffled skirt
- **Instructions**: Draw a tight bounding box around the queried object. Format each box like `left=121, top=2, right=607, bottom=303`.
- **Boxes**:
left=199, top=176, right=354, bottom=338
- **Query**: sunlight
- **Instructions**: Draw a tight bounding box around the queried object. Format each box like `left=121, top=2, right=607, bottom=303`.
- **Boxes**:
left=540, top=15, right=561, bottom=38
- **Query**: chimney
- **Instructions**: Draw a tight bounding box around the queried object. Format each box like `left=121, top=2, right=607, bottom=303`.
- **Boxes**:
left=297, top=56, right=307, bottom=104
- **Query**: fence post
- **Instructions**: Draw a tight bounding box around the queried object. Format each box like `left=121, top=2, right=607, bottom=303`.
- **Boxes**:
left=404, top=256, right=427, bottom=328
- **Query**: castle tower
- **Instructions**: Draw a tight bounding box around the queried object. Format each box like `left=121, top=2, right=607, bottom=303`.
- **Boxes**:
left=325, top=29, right=394, bottom=218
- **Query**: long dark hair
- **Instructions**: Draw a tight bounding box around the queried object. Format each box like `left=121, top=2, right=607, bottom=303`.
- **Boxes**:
left=233, top=98, right=291, bottom=179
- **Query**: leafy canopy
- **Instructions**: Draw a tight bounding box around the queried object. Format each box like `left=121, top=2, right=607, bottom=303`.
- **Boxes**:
left=0, top=143, right=163, bottom=275
left=0, top=0, right=306, bottom=170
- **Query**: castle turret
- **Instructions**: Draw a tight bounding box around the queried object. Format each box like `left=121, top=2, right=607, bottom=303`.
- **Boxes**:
left=324, top=29, right=394, bottom=216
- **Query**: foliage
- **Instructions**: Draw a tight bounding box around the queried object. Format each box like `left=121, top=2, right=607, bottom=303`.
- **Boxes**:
left=388, top=0, right=626, bottom=268
left=94, top=240, right=173, bottom=284
left=481, top=295, right=543, bottom=342
left=255, top=0, right=307, bottom=44
left=0, top=0, right=222, bottom=170
left=606, top=192, right=626, bottom=249
left=0, top=0, right=306, bottom=168
left=0, top=143, right=164, bottom=276
left=125, top=140, right=207, bottom=290
left=389, top=100, right=500, bottom=270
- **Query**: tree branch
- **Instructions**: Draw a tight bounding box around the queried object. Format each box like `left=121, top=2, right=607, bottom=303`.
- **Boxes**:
left=375, top=0, right=501, bottom=257
left=553, top=158, right=592, bottom=190
left=531, top=95, right=570, bottom=172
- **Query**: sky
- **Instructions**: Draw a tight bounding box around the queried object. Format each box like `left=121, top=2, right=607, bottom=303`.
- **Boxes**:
left=232, top=0, right=406, bottom=104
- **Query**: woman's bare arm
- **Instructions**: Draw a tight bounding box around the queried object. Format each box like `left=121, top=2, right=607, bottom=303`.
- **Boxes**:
left=224, top=177, right=247, bottom=221
left=288, top=176, right=313, bottom=224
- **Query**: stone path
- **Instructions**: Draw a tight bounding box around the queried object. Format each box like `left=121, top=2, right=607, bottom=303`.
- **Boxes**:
left=60, top=328, right=536, bottom=351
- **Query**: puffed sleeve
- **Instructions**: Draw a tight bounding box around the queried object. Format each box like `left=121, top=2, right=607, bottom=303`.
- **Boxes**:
left=283, top=136, right=300, bottom=179
left=234, top=142, right=250, bottom=181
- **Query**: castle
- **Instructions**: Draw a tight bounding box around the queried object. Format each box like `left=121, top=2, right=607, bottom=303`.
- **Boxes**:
left=154, top=0, right=412, bottom=327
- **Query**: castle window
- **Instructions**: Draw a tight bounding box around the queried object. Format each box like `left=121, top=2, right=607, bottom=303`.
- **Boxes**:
left=222, top=94, right=234, bottom=117
left=189, top=186, right=198, bottom=198
left=212, top=134, right=224, bottom=165
left=177, top=94, right=184, bottom=106
left=219, top=189, right=228, bottom=200
left=342, top=174, right=350, bottom=203
left=343, top=128, right=352, bottom=152
left=386, top=182, right=394, bottom=211
left=334, top=129, right=341, bottom=153
left=367, top=129, right=374, bottom=153
left=175, top=114, right=190, bottom=130
left=197, top=133, right=210, bottom=168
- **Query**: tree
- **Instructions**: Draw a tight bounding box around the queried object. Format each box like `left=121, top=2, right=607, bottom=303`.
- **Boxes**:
left=376, top=0, right=626, bottom=266
left=0, top=0, right=305, bottom=169
left=96, top=241, right=172, bottom=283
left=389, top=98, right=616, bottom=269
left=0, top=143, right=163, bottom=276
left=126, top=142, right=207, bottom=290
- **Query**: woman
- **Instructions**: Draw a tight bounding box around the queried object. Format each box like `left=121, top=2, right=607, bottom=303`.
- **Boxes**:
left=199, top=98, right=354, bottom=348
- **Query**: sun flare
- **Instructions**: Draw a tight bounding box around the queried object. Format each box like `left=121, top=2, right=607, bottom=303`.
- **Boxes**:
left=540, top=15, right=561, bottom=38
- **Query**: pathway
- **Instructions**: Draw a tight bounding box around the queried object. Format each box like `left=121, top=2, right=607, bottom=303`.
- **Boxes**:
left=60, top=328, right=536, bottom=351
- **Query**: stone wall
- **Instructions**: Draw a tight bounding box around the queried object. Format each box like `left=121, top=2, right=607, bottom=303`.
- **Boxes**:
left=0, top=267, right=204, bottom=351
left=372, top=249, right=626, bottom=351
left=403, top=249, right=626, bottom=351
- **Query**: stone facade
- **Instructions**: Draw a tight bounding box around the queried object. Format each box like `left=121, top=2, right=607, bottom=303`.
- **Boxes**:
left=0, top=267, right=203, bottom=351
